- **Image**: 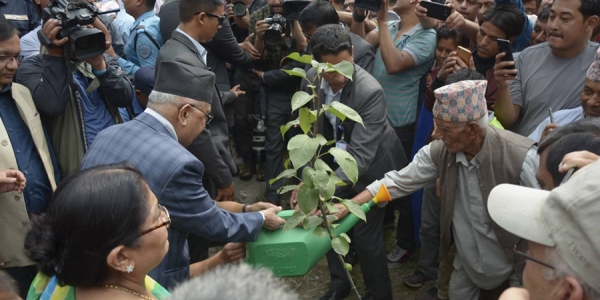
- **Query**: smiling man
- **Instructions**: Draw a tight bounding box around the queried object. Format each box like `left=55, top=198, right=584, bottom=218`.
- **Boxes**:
left=493, top=0, right=600, bottom=136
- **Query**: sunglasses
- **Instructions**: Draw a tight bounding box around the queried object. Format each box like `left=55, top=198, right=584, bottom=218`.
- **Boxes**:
left=139, top=204, right=171, bottom=237
left=513, top=238, right=555, bottom=270
left=195, top=11, right=226, bottom=25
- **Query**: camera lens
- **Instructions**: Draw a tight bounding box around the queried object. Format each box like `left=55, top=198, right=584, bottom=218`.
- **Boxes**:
left=265, top=23, right=283, bottom=45
left=75, top=35, right=92, bottom=50
left=233, top=2, right=246, bottom=16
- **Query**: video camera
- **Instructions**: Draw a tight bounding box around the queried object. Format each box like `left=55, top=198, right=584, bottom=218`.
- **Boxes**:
left=38, top=0, right=108, bottom=61
left=263, top=14, right=286, bottom=46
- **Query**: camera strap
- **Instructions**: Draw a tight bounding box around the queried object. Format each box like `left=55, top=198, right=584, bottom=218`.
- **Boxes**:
left=133, top=27, right=161, bottom=50
left=284, top=20, right=292, bottom=49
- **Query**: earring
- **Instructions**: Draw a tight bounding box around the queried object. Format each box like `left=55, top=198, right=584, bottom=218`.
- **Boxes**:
left=126, top=265, right=134, bottom=273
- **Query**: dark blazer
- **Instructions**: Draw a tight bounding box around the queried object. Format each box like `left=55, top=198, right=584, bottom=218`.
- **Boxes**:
left=349, top=32, right=375, bottom=74
left=81, top=113, right=263, bottom=289
left=156, top=30, right=238, bottom=186
left=305, top=65, right=406, bottom=192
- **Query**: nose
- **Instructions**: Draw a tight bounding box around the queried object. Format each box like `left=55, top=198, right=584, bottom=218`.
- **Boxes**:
left=432, top=125, right=443, bottom=140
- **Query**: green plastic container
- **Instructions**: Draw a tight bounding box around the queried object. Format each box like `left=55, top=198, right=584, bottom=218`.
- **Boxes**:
left=246, top=201, right=374, bottom=277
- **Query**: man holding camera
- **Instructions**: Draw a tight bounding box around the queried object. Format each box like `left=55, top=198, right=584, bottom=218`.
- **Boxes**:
left=248, top=0, right=307, bottom=203
left=16, top=11, right=133, bottom=178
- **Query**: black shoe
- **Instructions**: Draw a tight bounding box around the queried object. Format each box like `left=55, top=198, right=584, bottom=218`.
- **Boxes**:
left=415, top=287, right=440, bottom=300
left=403, top=270, right=435, bottom=288
left=319, top=289, right=350, bottom=300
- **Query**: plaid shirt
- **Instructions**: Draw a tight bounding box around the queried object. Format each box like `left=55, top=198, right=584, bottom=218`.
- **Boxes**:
left=249, top=5, right=289, bottom=71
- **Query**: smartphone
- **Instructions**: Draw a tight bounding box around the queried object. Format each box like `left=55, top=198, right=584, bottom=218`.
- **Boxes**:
left=457, top=46, right=472, bottom=65
left=548, top=108, right=555, bottom=123
left=94, top=1, right=121, bottom=14
left=420, top=1, right=452, bottom=21
left=497, top=38, right=515, bottom=70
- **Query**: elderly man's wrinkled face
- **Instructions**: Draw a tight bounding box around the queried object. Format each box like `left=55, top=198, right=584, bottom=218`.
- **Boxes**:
left=580, top=78, right=600, bottom=117
left=432, top=119, right=473, bottom=153
left=522, top=242, right=558, bottom=300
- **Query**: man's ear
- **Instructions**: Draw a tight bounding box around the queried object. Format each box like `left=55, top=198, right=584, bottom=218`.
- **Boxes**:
left=106, top=245, right=134, bottom=274
left=564, top=276, right=586, bottom=300
left=178, top=104, right=191, bottom=126
left=467, top=121, right=481, bottom=136
left=584, top=15, right=600, bottom=34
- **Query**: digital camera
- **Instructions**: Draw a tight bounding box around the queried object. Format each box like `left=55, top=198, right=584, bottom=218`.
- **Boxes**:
left=264, top=14, right=286, bottom=46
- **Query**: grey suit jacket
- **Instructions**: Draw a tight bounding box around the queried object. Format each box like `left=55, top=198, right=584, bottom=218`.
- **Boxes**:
left=81, top=113, right=263, bottom=289
left=156, top=30, right=238, bottom=186
left=305, top=65, right=406, bottom=192
left=349, top=32, right=375, bottom=74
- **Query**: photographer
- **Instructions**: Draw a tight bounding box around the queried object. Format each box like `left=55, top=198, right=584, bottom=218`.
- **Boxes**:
left=248, top=0, right=307, bottom=203
left=16, top=13, right=133, bottom=178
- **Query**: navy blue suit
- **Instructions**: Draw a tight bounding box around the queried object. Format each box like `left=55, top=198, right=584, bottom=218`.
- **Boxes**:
left=81, top=112, right=263, bottom=289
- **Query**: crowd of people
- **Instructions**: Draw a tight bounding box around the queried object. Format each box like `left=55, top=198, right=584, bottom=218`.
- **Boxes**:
left=0, top=0, right=599, bottom=299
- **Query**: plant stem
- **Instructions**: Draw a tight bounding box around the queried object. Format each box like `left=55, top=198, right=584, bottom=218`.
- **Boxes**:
left=317, top=202, right=361, bottom=300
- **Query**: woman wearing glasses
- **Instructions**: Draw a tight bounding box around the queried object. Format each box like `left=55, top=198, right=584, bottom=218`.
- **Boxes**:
left=24, top=163, right=171, bottom=300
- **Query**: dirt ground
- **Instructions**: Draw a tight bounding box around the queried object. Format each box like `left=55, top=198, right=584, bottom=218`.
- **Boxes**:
left=223, top=174, right=428, bottom=300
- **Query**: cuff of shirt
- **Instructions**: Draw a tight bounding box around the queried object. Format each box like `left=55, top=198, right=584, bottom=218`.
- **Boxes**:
left=92, top=68, right=108, bottom=76
left=365, top=181, right=380, bottom=198
left=257, top=211, right=266, bottom=222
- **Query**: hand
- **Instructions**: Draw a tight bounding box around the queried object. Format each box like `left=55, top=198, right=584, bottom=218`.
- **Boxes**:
left=454, top=52, right=469, bottom=69
left=499, top=288, right=530, bottom=300
left=255, top=20, right=270, bottom=38
left=426, top=73, right=433, bottom=87
left=559, top=151, right=600, bottom=173
left=260, top=206, right=285, bottom=230
left=252, top=69, right=264, bottom=83
left=239, top=33, right=260, bottom=60
left=289, top=182, right=304, bottom=209
left=540, top=123, right=559, bottom=142
left=329, top=203, right=349, bottom=221
left=0, top=169, right=26, bottom=194
left=436, top=55, right=458, bottom=82
left=494, top=52, right=517, bottom=89
left=226, top=4, right=235, bottom=19
left=219, top=242, right=246, bottom=263
left=215, top=182, right=235, bottom=202
left=43, top=19, right=69, bottom=57
left=230, top=85, right=246, bottom=98
left=247, top=201, right=277, bottom=212
left=415, top=0, right=430, bottom=19
left=376, top=0, right=389, bottom=22
left=445, top=4, right=466, bottom=30
left=468, top=55, right=475, bottom=70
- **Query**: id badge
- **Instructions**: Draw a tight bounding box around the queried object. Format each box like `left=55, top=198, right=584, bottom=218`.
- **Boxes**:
left=333, top=140, right=348, bottom=163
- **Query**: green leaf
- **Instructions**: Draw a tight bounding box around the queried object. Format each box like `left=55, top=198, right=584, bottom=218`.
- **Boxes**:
left=326, top=215, right=338, bottom=223
left=284, top=157, right=291, bottom=169
left=283, top=67, right=307, bottom=79
left=302, top=167, right=316, bottom=189
left=307, top=84, right=316, bottom=89
left=328, top=147, right=358, bottom=184
left=340, top=232, right=351, bottom=243
left=331, top=175, right=346, bottom=186
left=321, top=177, right=336, bottom=201
left=288, top=135, right=320, bottom=169
left=313, top=226, right=327, bottom=237
left=343, top=199, right=366, bottom=223
left=326, top=139, right=337, bottom=146
left=278, top=184, right=299, bottom=194
left=280, top=120, right=299, bottom=137
left=331, top=60, right=354, bottom=81
left=325, top=202, right=339, bottom=213
left=298, top=107, right=316, bottom=134
left=303, top=215, right=323, bottom=230
left=283, top=211, right=306, bottom=232
left=311, top=60, right=320, bottom=69
left=315, top=134, right=327, bottom=146
left=316, top=62, right=334, bottom=74
left=286, top=52, right=313, bottom=64
left=329, top=101, right=364, bottom=126
left=315, top=159, right=334, bottom=173
left=291, top=91, right=315, bottom=113
left=331, top=236, right=350, bottom=255
left=268, top=169, right=296, bottom=185
left=297, top=184, right=319, bottom=215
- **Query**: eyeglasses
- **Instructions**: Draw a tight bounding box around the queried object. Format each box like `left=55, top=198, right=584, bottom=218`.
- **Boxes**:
left=0, top=54, right=23, bottom=66
left=179, top=103, right=213, bottom=124
left=302, top=31, right=312, bottom=40
left=513, top=238, right=555, bottom=270
left=341, top=3, right=355, bottom=9
left=194, top=11, right=226, bottom=25
left=139, top=204, right=171, bottom=237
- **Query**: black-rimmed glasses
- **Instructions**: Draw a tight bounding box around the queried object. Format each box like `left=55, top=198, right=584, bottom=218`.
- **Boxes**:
left=139, top=204, right=171, bottom=237
left=194, top=11, right=226, bottom=25
left=0, top=54, right=23, bottom=66
left=514, top=238, right=555, bottom=270
left=302, top=31, right=312, bottom=40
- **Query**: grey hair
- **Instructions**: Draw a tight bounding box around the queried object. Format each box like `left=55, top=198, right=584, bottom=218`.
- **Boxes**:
left=544, top=248, right=600, bottom=299
left=168, top=263, right=299, bottom=300
left=148, top=90, right=179, bottom=105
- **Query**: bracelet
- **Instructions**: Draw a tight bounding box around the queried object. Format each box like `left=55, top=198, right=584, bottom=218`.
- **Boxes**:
left=352, top=8, right=367, bottom=23
left=242, top=204, right=248, bottom=213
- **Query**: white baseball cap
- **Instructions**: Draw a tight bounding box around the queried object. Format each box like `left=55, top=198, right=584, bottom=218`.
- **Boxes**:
left=488, top=160, right=600, bottom=294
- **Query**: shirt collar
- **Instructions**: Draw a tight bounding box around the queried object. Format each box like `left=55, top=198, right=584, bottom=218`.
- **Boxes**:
left=0, top=84, right=11, bottom=94
left=144, top=108, right=178, bottom=142
left=131, top=10, right=155, bottom=29
left=320, top=78, right=343, bottom=97
left=176, top=27, right=207, bottom=63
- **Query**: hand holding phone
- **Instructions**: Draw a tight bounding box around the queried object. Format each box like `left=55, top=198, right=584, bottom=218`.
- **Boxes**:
left=94, top=1, right=121, bottom=14
left=419, top=1, right=452, bottom=21
left=456, top=46, right=472, bottom=65
left=497, top=39, right=515, bottom=70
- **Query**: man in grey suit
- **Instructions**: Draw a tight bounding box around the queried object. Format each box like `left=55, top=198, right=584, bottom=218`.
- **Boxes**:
left=82, top=60, right=285, bottom=290
left=292, top=25, right=405, bottom=300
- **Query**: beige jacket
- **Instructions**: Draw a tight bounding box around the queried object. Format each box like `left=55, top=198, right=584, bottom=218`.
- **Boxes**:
left=0, top=83, right=57, bottom=268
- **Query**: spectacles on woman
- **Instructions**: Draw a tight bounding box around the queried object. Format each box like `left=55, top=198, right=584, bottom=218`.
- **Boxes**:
left=513, top=238, right=555, bottom=270
left=139, top=204, right=171, bottom=237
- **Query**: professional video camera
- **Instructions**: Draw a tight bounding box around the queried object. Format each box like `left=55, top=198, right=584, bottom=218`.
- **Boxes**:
left=231, top=1, right=247, bottom=17
left=38, top=0, right=108, bottom=60
left=263, top=14, right=286, bottom=46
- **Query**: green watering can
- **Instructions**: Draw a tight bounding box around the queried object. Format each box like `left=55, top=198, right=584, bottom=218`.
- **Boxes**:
left=246, top=185, right=392, bottom=277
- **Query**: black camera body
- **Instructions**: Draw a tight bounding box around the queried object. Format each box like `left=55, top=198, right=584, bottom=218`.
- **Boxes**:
left=232, top=1, right=247, bottom=17
left=39, top=0, right=106, bottom=61
left=355, top=0, right=382, bottom=12
left=263, top=14, right=286, bottom=46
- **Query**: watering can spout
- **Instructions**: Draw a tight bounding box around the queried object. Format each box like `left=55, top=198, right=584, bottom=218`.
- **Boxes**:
left=247, top=184, right=392, bottom=277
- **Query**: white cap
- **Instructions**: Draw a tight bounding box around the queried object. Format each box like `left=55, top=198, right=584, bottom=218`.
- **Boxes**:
left=488, top=160, right=600, bottom=294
